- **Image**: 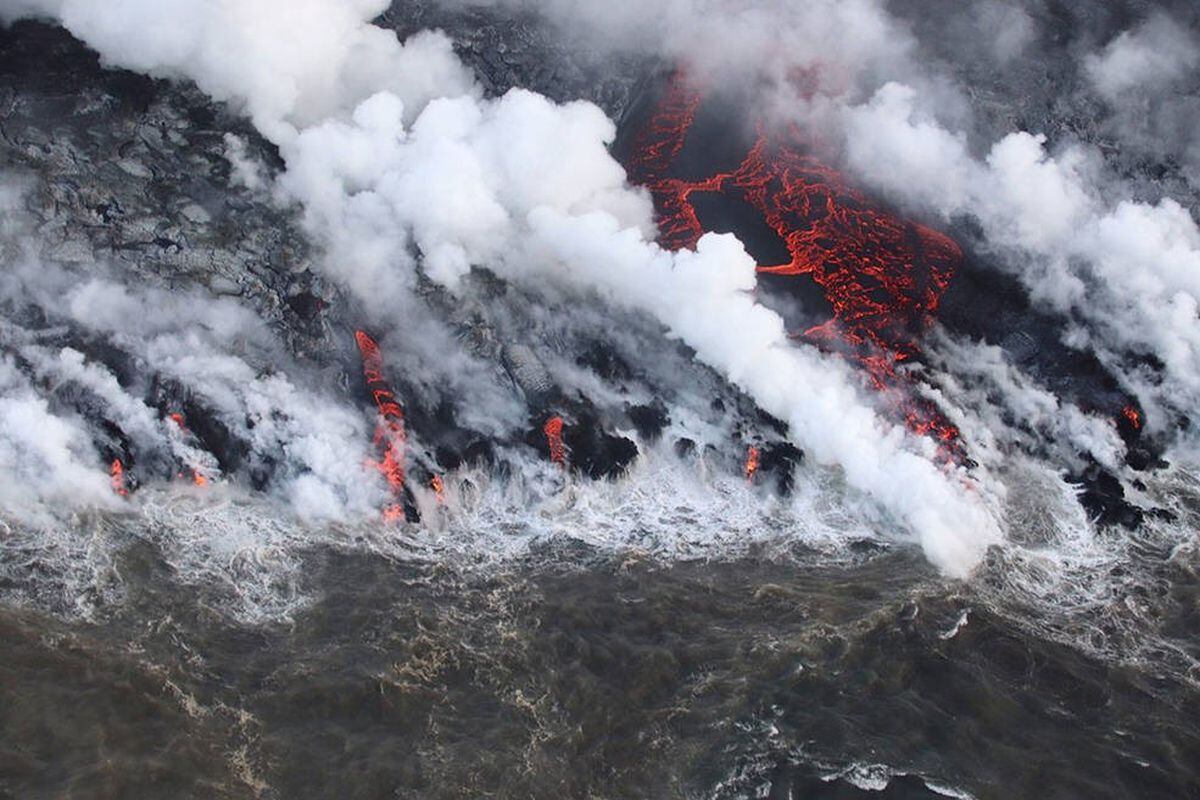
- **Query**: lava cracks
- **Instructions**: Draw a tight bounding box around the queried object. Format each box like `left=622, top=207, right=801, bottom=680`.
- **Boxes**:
left=627, top=73, right=965, bottom=462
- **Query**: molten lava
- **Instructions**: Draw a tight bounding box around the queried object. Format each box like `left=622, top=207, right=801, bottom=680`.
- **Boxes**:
left=355, top=330, right=409, bottom=520
left=1122, top=405, right=1143, bottom=431
left=166, top=411, right=210, bottom=487
left=543, top=415, right=567, bottom=467
left=628, top=73, right=964, bottom=461
left=110, top=459, right=129, bottom=497
left=744, top=446, right=761, bottom=482
left=431, top=474, right=446, bottom=505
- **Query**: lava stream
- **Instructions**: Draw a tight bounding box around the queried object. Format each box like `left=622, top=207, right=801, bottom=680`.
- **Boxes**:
left=355, top=330, right=409, bottom=520
left=744, top=446, right=761, bottom=482
left=166, top=411, right=211, bottom=486
left=110, top=459, right=129, bottom=497
left=543, top=416, right=567, bottom=467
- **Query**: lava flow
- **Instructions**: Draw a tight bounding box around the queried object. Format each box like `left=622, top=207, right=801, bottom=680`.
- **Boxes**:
left=543, top=416, right=567, bottom=467
left=744, top=446, right=761, bottom=482
left=166, top=412, right=210, bottom=486
left=355, top=330, right=409, bottom=521
left=628, top=73, right=965, bottom=461
left=110, top=459, right=129, bottom=497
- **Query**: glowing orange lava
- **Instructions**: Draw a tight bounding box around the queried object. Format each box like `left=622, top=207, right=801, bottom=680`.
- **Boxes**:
left=543, top=416, right=567, bottom=467
left=744, top=446, right=761, bottom=482
left=110, top=459, right=129, bottom=497
left=1122, top=405, right=1142, bottom=431
left=628, top=73, right=964, bottom=461
left=355, top=330, right=409, bottom=520
left=165, top=412, right=210, bottom=488
left=431, top=474, right=446, bottom=505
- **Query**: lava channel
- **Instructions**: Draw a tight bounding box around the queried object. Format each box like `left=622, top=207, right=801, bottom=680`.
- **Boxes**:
left=355, top=330, right=412, bottom=522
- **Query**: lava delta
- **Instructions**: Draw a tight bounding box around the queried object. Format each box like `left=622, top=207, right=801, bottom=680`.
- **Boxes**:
left=624, top=72, right=965, bottom=461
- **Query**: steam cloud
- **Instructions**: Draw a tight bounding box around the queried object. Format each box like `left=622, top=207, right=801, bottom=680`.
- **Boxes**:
left=12, top=0, right=1195, bottom=577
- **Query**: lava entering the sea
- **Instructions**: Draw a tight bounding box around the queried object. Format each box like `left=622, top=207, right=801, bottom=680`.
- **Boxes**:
left=166, top=412, right=211, bottom=487
left=628, top=73, right=964, bottom=461
left=110, top=458, right=129, bottom=497
left=543, top=415, right=567, bottom=467
left=744, top=446, right=761, bottom=482
left=355, top=330, right=409, bottom=521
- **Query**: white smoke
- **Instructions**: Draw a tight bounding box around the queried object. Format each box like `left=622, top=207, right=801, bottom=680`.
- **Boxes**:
left=921, top=332, right=1127, bottom=474
left=1084, top=13, right=1199, bottom=101
left=0, top=355, right=116, bottom=526
left=836, top=80, right=1200, bottom=431
left=0, top=228, right=389, bottom=526
left=0, top=0, right=1008, bottom=574
left=426, top=0, right=1200, bottom=440
left=1082, top=12, right=1200, bottom=187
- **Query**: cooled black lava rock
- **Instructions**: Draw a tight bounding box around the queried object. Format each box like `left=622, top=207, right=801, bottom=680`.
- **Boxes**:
left=578, top=339, right=635, bottom=384
left=148, top=378, right=250, bottom=474
left=434, top=439, right=496, bottom=472
left=525, top=411, right=639, bottom=480
left=0, top=20, right=333, bottom=360
left=378, top=0, right=646, bottom=121
left=627, top=400, right=670, bottom=442
left=673, top=437, right=698, bottom=459
left=563, top=421, right=639, bottom=480
left=759, top=442, right=805, bottom=494
left=1071, top=464, right=1145, bottom=530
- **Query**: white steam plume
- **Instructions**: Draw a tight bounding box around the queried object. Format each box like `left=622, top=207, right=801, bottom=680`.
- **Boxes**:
left=0, top=355, right=117, bottom=526
left=433, top=0, right=1200, bottom=438
left=836, top=81, right=1200, bottom=431
left=1084, top=13, right=1199, bottom=101
left=1, top=0, right=1004, bottom=575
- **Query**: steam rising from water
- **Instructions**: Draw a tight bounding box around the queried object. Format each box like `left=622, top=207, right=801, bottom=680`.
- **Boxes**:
left=1, top=0, right=1010, bottom=576
left=0, top=0, right=1198, bottom=588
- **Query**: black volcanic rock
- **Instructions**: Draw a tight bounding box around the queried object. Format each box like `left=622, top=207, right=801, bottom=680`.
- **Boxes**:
left=627, top=401, right=670, bottom=442
left=564, top=419, right=639, bottom=480
left=1071, top=463, right=1145, bottom=530
left=759, top=442, right=805, bottom=495
left=0, top=20, right=331, bottom=360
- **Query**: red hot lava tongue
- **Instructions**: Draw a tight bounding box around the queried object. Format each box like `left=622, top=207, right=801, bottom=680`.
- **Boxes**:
left=110, top=459, right=129, bottom=497
left=355, top=330, right=409, bottom=521
left=543, top=415, right=567, bottom=467
left=628, top=73, right=964, bottom=461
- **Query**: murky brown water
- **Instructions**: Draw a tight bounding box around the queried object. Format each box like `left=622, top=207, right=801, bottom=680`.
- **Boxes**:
left=2, top=535, right=1198, bottom=799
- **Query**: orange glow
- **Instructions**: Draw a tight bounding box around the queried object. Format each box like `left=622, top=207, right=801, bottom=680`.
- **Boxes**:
left=629, top=73, right=964, bottom=463
left=543, top=416, right=567, bottom=467
left=355, top=330, right=409, bottom=519
left=165, top=412, right=210, bottom=487
left=110, top=459, right=129, bottom=497
left=744, top=446, right=761, bottom=481
left=1122, top=405, right=1142, bottom=431
left=431, top=474, right=446, bottom=505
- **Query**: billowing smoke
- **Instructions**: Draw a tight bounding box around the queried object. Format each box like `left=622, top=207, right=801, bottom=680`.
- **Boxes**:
left=13, top=0, right=1198, bottom=578
left=1084, top=13, right=1199, bottom=100
left=426, top=0, right=1200, bottom=441
left=837, top=82, right=1200, bottom=432
left=0, top=0, right=1011, bottom=575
